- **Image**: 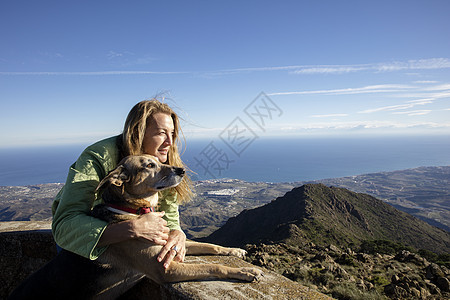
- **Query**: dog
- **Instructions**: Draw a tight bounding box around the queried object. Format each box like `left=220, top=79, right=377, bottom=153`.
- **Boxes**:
left=8, top=155, right=262, bottom=299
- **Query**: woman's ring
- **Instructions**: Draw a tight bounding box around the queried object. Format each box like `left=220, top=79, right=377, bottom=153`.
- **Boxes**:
left=172, top=245, right=178, bottom=254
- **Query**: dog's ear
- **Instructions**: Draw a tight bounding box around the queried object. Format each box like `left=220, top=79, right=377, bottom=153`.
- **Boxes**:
left=96, top=165, right=130, bottom=191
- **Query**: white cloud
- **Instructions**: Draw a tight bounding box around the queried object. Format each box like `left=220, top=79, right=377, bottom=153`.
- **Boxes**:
left=268, top=84, right=414, bottom=96
left=406, top=98, right=434, bottom=104
left=107, top=51, right=124, bottom=59
left=293, top=66, right=366, bottom=74
left=391, top=110, right=432, bottom=116
left=407, top=58, right=450, bottom=70
left=290, top=58, right=450, bottom=75
left=190, top=59, right=450, bottom=77
left=358, top=101, right=431, bottom=114
left=0, top=71, right=188, bottom=76
left=422, top=83, right=450, bottom=91
left=353, top=83, right=450, bottom=114
left=310, top=114, right=348, bottom=118
left=414, top=80, right=439, bottom=84
left=2, top=58, right=449, bottom=77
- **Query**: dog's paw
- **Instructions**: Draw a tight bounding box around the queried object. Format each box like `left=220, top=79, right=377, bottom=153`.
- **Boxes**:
left=237, top=267, right=264, bottom=282
left=227, top=248, right=247, bottom=259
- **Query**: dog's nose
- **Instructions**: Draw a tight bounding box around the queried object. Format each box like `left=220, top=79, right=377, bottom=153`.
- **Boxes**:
left=175, top=167, right=185, bottom=176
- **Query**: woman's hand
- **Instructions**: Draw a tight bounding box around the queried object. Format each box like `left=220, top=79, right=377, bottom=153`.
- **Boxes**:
left=97, top=211, right=169, bottom=247
left=131, top=211, right=170, bottom=245
left=157, top=229, right=186, bottom=269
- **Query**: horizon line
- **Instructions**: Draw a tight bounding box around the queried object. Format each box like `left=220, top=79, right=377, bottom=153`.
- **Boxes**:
left=2, top=132, right=450, bottom=149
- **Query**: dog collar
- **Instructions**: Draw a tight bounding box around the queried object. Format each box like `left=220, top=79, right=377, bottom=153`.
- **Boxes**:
left=106, top=204, right=155, bottom=215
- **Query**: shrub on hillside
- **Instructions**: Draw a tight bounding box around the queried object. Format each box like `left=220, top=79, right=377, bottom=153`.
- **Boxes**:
left=359, top=240, right=413, bottom=255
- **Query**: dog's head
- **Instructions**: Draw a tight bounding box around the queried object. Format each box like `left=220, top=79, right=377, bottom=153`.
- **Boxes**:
left=97, top=154, right=185, bottom=199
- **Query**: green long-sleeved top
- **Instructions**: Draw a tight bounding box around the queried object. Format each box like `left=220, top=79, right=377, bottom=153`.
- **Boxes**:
left=51, top=136, right=181, bottom=260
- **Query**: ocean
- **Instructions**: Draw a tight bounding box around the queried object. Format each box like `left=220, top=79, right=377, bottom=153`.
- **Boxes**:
left=1, top=135, right=449, bottom=186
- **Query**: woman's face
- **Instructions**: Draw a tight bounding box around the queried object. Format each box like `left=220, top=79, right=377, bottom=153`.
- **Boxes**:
left=142, top=112, right=174, bottom=163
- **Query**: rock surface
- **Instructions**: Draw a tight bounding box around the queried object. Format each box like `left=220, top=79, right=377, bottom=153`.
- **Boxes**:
left=0, top=227, right=331, bottom=299
left=0, top=220, right=52, bottom=232
left=166, top=256, right=333, bottom=300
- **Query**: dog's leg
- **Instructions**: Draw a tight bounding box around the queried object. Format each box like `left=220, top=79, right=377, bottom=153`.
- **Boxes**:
left=105, top=240, right=262, bottom=284
left=161, top=261, right=263, bottom=283
left=185, top=241, right=247, bottom=258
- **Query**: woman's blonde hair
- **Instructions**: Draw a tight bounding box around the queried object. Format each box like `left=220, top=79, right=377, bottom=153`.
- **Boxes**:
left=122, top=99, right=193, bottom=203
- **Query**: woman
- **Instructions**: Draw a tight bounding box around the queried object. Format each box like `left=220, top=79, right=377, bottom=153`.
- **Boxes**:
left=52, top=99, right=193, bottom=270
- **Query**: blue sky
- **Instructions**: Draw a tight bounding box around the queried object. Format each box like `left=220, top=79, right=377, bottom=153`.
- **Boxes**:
left=1, top=0, right=450, bottom=148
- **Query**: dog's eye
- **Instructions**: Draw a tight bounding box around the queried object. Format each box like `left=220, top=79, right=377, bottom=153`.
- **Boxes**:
left=147, top=163, right=155, bottom=168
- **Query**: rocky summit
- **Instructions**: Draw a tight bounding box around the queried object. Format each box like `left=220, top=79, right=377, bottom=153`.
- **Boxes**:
left=204, top=183, right=450, bottom=254
left=203, top=183, right=450, bottom=299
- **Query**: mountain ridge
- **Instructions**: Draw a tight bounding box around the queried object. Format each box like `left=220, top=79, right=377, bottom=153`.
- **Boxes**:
left=0, top=166, right=448, bottom=237
left=203, top=183, right=450, bottom=254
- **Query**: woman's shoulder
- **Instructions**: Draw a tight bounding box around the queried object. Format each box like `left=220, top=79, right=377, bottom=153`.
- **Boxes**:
left=87, top=135, right=121, bottom=153
left=77, top=135, right=122, bottom=172
left=83, top=136, right=120, bottom=156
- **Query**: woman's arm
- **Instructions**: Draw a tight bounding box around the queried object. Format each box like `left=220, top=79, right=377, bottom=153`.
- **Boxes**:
left=97, top=211, right=170, bottom=247
left=155, top=190, right=187, bottom=268
left=52, top=138, right=121, bottom=259
left=52, top=163, right=108, bottom=259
